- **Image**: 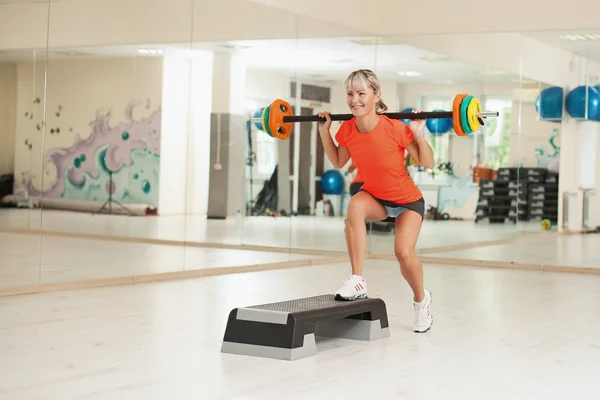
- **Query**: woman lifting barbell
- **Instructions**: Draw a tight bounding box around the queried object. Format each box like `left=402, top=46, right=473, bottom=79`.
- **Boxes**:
left=317, top=68, right=434, bottom=333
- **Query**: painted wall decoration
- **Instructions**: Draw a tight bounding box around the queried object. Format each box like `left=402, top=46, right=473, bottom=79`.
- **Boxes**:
left=437, top=171, right=478, bottom=214
left=535, top=128, right=560, bottom=173
left=21, top=99, right=161, bottom=207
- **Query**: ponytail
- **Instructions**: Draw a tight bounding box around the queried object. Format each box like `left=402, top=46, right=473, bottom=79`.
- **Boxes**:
left=376, top=99, right=388, bottom=113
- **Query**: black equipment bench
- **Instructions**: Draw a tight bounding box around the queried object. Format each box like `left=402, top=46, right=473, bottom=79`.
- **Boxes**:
left=220, top=294, right=390, bottom=360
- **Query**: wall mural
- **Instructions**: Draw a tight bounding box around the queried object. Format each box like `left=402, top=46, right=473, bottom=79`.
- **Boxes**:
left=21, top=99, right=161, bottom=207
left=535, top=128, right=560, bottom=173
left=437, top=172, right=477, bottom=215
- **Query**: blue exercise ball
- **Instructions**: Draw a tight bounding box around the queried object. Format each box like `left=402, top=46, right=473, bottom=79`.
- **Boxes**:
left=535, top=86, right=563, bottom=122
left=400, top=107, right=414, bottom=125
left=425, top=109, right=452, bottom=136
left=252, top=107, right=265, bottom=130
left=565, top=85, right=600, bottom=120
left=321, top=170, right=345, bottom=195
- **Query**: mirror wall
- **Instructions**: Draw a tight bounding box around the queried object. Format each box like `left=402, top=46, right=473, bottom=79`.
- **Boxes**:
left=5, top=0, right=596, bottom=290
left=418, top=30, right=600, bottom=271
left=0, top=0, right=378, bottom=290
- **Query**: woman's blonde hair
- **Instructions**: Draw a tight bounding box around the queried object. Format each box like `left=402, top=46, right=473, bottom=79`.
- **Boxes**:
left=344, top=69, right=388, bottom=113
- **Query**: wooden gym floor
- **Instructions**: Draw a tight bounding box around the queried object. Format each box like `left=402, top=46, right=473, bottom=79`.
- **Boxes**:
left=1, top=259, right=599, bottom=398
left=0, top=208, right=599, bottom=397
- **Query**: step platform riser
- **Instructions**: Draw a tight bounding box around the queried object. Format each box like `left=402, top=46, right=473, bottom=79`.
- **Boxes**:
left=221, top=294, right=390, bottom=361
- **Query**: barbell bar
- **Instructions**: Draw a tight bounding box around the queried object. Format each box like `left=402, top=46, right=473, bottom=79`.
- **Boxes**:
left=250, top=94, right=499, bottom=140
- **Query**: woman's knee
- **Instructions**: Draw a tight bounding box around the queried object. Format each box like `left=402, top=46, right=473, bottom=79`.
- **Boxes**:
left=347, top=192, right=386, bottom=222
left=394, top=246, right=416, bottom=265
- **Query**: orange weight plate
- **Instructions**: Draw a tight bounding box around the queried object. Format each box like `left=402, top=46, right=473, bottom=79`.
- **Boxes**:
left=268, top=99, right=294, bottom=140
left=452, top=94, right=468, bottom=136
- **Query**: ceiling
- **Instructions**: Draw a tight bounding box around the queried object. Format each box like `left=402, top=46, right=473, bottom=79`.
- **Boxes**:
left=525, top=30, right=600, bottom=63
left=245, top=0, right=600, bottom=36
left=0, top=37, right=525, bottom=85
left=205, top=38, right=523, bottom=84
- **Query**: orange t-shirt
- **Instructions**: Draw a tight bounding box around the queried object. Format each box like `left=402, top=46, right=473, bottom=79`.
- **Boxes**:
left=351, top=168, right=364, bottom=183
left=335, top=115, right=422, bottom=204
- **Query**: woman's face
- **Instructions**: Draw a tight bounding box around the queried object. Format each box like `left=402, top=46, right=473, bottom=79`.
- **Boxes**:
left=346, top=84, right=380, bottom=117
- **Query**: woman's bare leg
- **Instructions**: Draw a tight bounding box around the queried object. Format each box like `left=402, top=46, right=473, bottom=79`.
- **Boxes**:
left=335, top=191, right=386, bottom=300
left=394, top=210, right=433, bottom=332
left=393, top=211, right=425, bottom=301
left=345, top=191, right=387, bottom=276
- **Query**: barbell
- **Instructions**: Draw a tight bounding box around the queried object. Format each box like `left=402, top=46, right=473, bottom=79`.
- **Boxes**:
left=250, top=94, right=499, bottom=140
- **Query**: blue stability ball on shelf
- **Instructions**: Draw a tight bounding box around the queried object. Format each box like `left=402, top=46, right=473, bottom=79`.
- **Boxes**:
left=320, top=169, right=345, bottom=195
left=535, top=86, right=563, bottom=122
left=253, top=107, right=265, bottom=130
left=425, top=109, right=452, bottom=136
left=565, top=85, right=600, bottom=120
left=400, top=107, right=414, bottom=125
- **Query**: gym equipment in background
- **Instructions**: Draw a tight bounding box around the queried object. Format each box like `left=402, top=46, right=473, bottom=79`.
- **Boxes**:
left=565, top=85, right=600, bottom=120
left=251, top=94, right=499, bottom=140
left=535, top=86, right=563, bottom=121
left=320, top=169, right=345, bottom=195
left=93, top=171, right=134, bottom=216
left=425, top=109, right=453, bottom=136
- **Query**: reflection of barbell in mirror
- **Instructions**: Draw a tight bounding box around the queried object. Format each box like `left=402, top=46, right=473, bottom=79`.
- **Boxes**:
left=251, top=94, right=499, bottom=140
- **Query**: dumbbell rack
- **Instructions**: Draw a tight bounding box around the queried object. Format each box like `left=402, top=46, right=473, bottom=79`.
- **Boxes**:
left=475, top=167, right=559, bottom=224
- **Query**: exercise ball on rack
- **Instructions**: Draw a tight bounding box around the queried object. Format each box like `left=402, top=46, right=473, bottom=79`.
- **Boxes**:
left=535, top=86, right=563, bottom=122
left=425, top=109, right=452, bottom=136
left=320, top=169, right=345, bottom=195
left=400, top=107, right=415, bottom=125
left=565, top=85, right=600, bottom=120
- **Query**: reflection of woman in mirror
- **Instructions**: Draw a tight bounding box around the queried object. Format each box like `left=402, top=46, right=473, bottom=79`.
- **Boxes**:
left=318, top=68, right=434, bottom=333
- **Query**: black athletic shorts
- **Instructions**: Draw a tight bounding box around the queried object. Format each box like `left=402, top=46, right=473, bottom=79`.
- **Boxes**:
left=349, top=182, right=425, bottom=221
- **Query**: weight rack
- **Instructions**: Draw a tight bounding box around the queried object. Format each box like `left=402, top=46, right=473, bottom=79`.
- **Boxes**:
left=475, top=168, right=559, bottom=224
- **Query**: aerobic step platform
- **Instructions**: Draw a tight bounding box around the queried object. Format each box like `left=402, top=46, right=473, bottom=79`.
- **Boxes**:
left=221, top=294, right=390, bottom=360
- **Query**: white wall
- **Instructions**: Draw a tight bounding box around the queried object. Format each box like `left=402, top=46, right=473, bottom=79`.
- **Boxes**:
left=245, top=68, right=291, bottom=104
left=159, top=51, right=214, bottom=216
left=0, top=64, right=17, bottom=176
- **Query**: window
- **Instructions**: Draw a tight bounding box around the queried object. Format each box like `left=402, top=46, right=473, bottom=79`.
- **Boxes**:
left=246, top=100, right=277, bottom=178
left=255, top=131, right=276, bottom=175
left=420, top=96, right=453, bottom=168
left=476, top=98, right=512, bottom=169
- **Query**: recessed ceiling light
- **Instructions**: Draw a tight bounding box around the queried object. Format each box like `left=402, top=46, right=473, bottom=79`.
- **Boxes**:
left=138, top=48, right=163, bottom=55
left=350, top=37, right=399, bottom=46
left=559, top=33, right=600, bottom=41
left=218, top=44, right=252, bottom=51
left=330, top=58, right=354, bottom=64
left=396, top=71, right=421, bottom=77
left=476, top=69, right=508, bottom=76
left=54, top=50, right=90, bottom=57
left=422, top=55, right=452, bottom=62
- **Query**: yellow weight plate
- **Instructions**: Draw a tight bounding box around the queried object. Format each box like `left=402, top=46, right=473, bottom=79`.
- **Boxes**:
left=467, top=97, right=482, bottom=131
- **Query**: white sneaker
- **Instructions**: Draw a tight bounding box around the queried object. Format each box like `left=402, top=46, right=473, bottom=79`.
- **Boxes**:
left=413, top=289, right=433, bottom=333
left=335, top=274, right=368, bottom=301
